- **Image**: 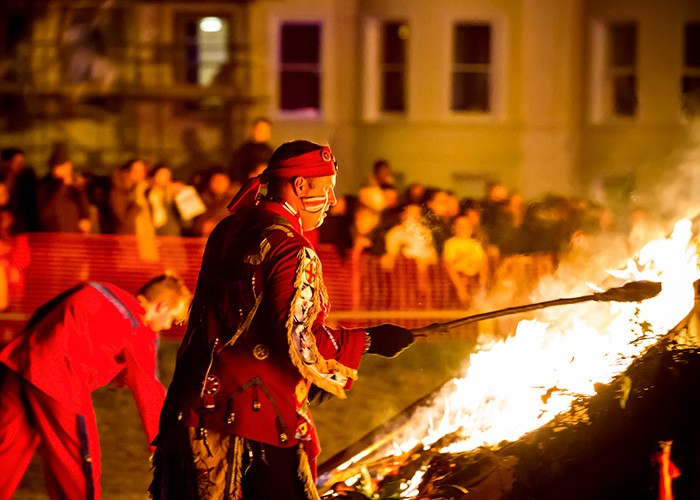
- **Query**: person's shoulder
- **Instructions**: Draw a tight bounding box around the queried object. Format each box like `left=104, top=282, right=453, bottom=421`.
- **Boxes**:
left=91, top=282, right=140, bottom=307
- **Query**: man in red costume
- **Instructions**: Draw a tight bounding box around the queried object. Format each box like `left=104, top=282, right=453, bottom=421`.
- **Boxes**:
left=150, top=140, right=414, bottom=499
left=0, top=273, right=191, bottom=500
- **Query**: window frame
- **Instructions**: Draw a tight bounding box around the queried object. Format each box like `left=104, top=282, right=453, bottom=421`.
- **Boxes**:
left=173, top=11, right=234, bottom=88
left=273, top=20, right=324, bottom=119
left=450, top=22, right=493, bottom=114
left=588, top=19, right=639, bottom=123
left=443, top=16, right=506, bottom=123
left=378, top=20, right=409, bottom=114
left=682, top=21, right=700, bottom=116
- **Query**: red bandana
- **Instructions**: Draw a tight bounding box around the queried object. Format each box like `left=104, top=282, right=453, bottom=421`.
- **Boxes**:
left=265, top=146, right=336, bottom=180
left=227, top=145, right=337, bottom=214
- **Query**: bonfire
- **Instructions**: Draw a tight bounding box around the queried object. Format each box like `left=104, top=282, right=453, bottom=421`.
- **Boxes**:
left=319, top=218, right=700, bottom=499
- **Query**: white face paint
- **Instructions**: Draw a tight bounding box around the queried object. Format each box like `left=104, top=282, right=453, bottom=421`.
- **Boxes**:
left=299, top=175, right=337, bottom=231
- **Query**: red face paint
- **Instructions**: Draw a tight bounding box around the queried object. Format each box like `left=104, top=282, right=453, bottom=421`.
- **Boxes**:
left=300, top=195, right=328, bottom=214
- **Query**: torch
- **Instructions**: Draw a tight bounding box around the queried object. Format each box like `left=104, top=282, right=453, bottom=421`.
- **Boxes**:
left=410, top=280, right=662, bottom=338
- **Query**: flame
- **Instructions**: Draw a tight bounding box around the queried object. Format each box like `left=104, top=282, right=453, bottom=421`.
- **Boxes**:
left=336, top=218, right=699, bottom=487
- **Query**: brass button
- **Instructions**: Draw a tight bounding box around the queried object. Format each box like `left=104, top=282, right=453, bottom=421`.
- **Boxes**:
left=253, top=344, right=269, bottom=360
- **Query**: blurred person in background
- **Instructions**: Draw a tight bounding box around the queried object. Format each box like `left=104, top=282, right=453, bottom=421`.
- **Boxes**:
left=381, top=203, right=437, bottom=272
left=36, top=145, right=91, bottom=234
left=229, top=117, right=274, bottom=184
left=109, top=158, right=151, bottom=235
left=317, top=194, right=357, bottom=259
left=480, top=180, right=510, bottom=255
left=150, top=140, right=414, bottom=500
left=401, top=181, right=426, bottom=206
left=365, top=158, right=396, bottom=188
left=192, top=166, right=236, bottom=238
left=0, top=181, right=30, bottom=310
left=443, top=214, right=489, bottom=309
left=147, top=163, right=183, bottom=237
left=0, top=147, right=40, bottom=233
left=110, top=158, right=158, bottom=261
left=422, top=188, right=456, bottom=256
left=0, top=273, right=192, bottom=500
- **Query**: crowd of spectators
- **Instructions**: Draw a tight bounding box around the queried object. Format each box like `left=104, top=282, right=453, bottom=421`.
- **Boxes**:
left=0, top=145, right=240, bottom=240
left=0, top=142, right=663, bottom=314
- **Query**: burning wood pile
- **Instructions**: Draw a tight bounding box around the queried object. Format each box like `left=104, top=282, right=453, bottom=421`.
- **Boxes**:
left=318, top=219, right=700, bottom=499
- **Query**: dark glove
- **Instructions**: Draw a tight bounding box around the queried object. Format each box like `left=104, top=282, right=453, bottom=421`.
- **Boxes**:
left=365, top=324, right=414, bottom=357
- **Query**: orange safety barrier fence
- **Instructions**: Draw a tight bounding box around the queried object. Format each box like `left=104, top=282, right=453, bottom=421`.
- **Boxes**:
left=0, top=233, right=558, bottom=342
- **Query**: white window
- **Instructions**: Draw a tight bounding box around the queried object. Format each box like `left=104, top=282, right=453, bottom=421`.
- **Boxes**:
left=451, top=23, right=491, bottom=113
left=279, top=22, right=321, bottom=113
left=682, top=22, right=700, bottom=116
left=176, top=13, right=231, bottom=87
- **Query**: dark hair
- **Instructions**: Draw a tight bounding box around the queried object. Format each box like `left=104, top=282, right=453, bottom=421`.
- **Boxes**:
left=47, top=147, right=70, bottom=169
left=118, top=158, right=140, bottom=172
left=1, top=147, right=24, bottom=163
left=373, top=158, right=389, bottom=174
left=148, top=162, right=170, bottom=178
left=252, top=116, right=271, bottom=127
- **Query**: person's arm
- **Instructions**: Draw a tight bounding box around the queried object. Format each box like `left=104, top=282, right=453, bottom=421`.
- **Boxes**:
left=121, top=329, right=167, bottom=451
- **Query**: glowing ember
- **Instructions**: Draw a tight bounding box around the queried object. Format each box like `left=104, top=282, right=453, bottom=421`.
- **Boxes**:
left=335, top=218, right=699, bottom=485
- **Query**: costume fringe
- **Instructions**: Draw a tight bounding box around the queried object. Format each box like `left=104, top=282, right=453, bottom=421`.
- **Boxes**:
left=286, top=247, right=357, bottom=399
left=228, top=436, right=245, bottom=499
left=297, top=445, right=322, bottom=500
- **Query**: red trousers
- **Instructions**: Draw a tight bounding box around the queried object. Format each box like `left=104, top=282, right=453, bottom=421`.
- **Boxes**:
left=0, top=368, right=101, bottom=500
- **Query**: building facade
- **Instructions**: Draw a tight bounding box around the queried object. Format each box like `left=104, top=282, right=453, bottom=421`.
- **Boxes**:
left=0, top=0, right=698, bottom=204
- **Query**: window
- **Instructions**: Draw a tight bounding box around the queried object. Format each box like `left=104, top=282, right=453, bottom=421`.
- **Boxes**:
left=682, top=22, right=700, bottom=115
left=380, top=21, right=408, bottom=112
left=451, top=23, right=491, bottom=112
left=60, top=7, right=125, bottom=87
left=279, top=23, right=321, bottom=112
left=607, top=23, right=637, bottom=117
left=178, top=15, right=230, bottom=86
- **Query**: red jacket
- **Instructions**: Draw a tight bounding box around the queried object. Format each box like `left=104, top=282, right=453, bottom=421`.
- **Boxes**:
left=0, top=282, right=166, bottom=447
left=164, top=200, right=366, bottom=463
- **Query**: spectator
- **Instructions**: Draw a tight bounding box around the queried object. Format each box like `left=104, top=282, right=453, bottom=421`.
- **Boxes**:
left=368, top=185, right=403, bottom=256
left=84, top=173, right=114, bottom=234
left=110, top=158, right=158, bottom=261
left=443, top=215, right=489, bottom=308
left=480, top=180, right=510, bottom=252
left=192, top=166, right=235, bottom=237
left=0, top=273, right=192, bottom=499
left=229, top=116, right=274, bottom=184
left=365, top=158, right=396, bottom=188
left=36, top=146, right=91, bottom=233
left=0, top=147, right=39, bottom=232
left=381, top=203, right=437, bottom=271
left=318, top=194, right=357, bottom=258
left=0, top=181, right=29, bottom=310
left=401, top=182, right=426, bottom=206
left=423, top=188, right=455, bottom=255
left=147, top=163, right=183, bottom=236
left=109, top=158, right=154, bottom=235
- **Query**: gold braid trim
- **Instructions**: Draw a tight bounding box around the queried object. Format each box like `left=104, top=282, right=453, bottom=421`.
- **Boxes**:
left=286, top=248, right=357, bottom=399
left=228, top=436, right=245, bottom=500
left=297, top=445, right=322, bottom=500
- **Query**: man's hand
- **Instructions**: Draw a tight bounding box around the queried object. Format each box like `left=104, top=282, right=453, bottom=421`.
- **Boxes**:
left=365, top=324, right=414, bottom=357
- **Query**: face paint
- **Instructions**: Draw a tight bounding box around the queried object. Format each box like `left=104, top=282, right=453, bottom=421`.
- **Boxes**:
left=300, top=195, right=329, bottom=214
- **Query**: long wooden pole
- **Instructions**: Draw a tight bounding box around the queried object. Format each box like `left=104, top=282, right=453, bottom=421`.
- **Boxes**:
left=410, top=280, right=661, bottom=337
